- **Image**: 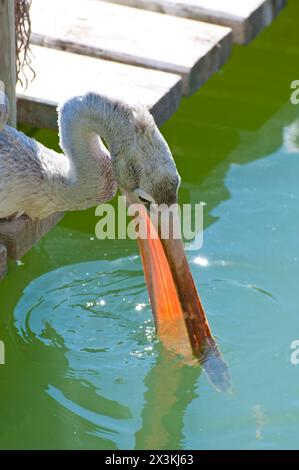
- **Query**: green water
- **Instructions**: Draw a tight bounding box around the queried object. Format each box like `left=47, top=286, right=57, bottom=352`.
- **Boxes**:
left=1, top=1, right=299, bottom=450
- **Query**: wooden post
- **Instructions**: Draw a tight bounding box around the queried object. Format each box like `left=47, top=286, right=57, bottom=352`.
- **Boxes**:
left=0, top=0, right=16, bottom=127
left=0, top=244, right=7, bottom=280
left=0, top=213, right=65, bottom=261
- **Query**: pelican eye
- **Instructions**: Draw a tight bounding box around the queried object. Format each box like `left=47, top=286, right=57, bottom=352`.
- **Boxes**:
left=138, top=196, right=151, bottom=205
left=134, top=188, right=155, bottom=207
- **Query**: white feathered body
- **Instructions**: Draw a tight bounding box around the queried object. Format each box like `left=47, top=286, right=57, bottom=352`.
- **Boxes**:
left=0, top=92, right=179, bottom=221
left=0, top=126, right=69, bottom=219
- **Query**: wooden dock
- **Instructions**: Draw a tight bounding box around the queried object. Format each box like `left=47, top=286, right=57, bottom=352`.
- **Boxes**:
left=104, top=0, right=287, bottom=44
left=0, top=0, right=286, bottom=279
left=18, top=45, right=182, bottom=128
left=16, top=0, right=286, bottom=129
left=29, top=0, right=232, bottom=96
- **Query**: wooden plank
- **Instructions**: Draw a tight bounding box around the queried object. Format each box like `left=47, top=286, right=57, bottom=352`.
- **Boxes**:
left=0, top=0, right=16, bottom=126
left=104, top=0, right=286, bottom=44
left=0, top=213, right=64, bottom=261
left=29, top=0, right=232, bottom=95
left=0, top=81, right=7, bottom=131
left=17, top=45, right=182, bottom=128
left=0, top=244, right=7, bottom=280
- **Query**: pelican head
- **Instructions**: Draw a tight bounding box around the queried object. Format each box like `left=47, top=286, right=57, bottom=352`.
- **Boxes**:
left=110, top=103, right=181, bottom=207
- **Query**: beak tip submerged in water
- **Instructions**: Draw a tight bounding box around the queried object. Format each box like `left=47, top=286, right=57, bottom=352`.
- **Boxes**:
left=202, top=346, right=232, bottom=393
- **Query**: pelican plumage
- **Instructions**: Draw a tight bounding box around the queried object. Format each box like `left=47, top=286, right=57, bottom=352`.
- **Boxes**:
left=0, top=92, right=179, bottom=220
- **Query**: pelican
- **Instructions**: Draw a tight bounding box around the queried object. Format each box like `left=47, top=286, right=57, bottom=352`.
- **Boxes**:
left=0, top=91, right=229, bottom=390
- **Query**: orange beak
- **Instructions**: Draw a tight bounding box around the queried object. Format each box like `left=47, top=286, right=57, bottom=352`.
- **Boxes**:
left=122, top=190, right=230, bottom=392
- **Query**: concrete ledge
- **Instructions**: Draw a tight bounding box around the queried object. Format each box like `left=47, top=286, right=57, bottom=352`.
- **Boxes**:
left=0, top=244, right=7, bottom=280
left=0, top=212, right=64, bottom=260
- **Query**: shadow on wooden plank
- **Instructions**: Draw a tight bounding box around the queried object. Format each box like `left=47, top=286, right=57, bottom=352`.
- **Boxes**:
left=0, top=212, right=64, bottom=262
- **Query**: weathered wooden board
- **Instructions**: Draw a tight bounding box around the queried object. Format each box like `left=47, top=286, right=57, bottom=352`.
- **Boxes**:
left=29, top=0, right=232, bottom=95
left=104, top=0, right=286, bottom=44
left=0, top=244, right=7, bottom=280
left=0, top=0, right=16, bottom=126
left=0, top=213, right=64, bottom=261
left=17, top=45, right=182, bottom=128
